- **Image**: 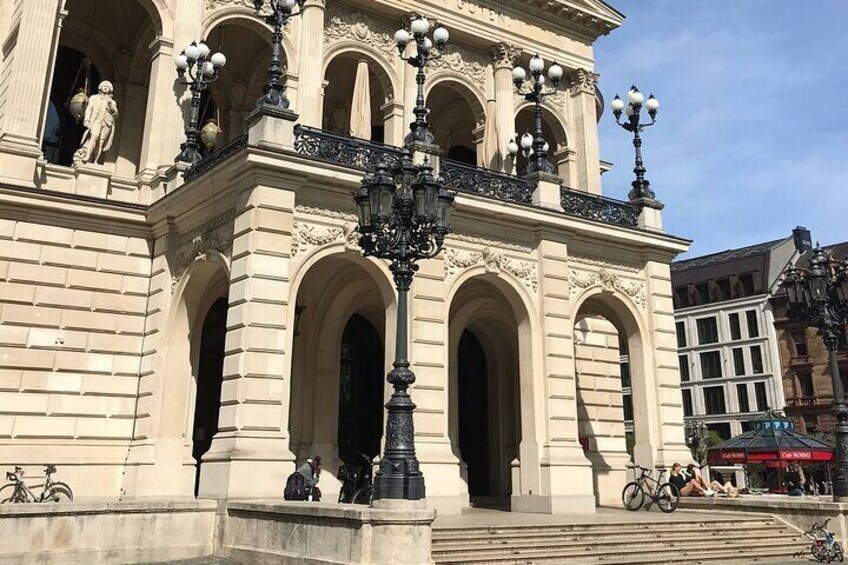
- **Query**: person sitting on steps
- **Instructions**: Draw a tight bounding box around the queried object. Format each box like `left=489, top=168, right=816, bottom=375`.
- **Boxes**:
left=669, top=463, right=706, bottom=496
left=686, top=463, right=716, bottom=496
left=297, top=455, right=322, bottom=502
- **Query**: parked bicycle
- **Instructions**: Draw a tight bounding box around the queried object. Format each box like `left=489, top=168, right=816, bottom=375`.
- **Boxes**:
left=0, top=465, right=73, bottom=504
left=805, top=519, right=844, bottom=563
left=337, top=453, right=373, bottom=505
left=621, top=465, right=678, bottom=513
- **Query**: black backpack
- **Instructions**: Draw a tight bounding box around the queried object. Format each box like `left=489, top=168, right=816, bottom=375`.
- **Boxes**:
left=284, top=471, right=307, bottom=501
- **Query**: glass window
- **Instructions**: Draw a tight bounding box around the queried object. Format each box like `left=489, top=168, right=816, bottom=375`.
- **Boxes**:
left=751, top=345, right=764, bottom=374
left=732, top=348, right=745, bottom=376
left=682, top=389, right=693, bottom=417
left=696, top=283, right=710, bottom=304
left=804, top=415, right=818, bottom=433
left=674, top=287, right=689, bottom=309
left=729, top=313, right=742, bottom=341
left=737, top=384, right=750, bottom=413
left=707, top=422, right=731, bottom=441
left=623, top=394, right=634, bottom=422
left=700, top=351, right=722, bottom=379
left=755, top=382, right=768, bottom=411
left=676, top=321, right=687, bottom=348
left=697, top=317, right=719, bottom=345
left=797, top=372, right=814, bottom=398
left=716, top=279, right=731, bottom=301
left=620, top=361, right=631, bottom=389
left=793, top=333, right=809, bottom=357
left=679, top=355, right=690, bottom=381
left=741, top=420, right=754, bottom=432
left=739, top=274, right=756, bottom=296
left=704, top=386, right=727, bottom=415
left=746, top=310, right=759, bottom=338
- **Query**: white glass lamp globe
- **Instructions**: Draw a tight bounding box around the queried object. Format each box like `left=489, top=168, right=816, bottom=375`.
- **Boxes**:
left=281, top=0, right=296, bottom=7
left=627, top=88, right=644, bottom=104
left=184, top=43, right=201, bottom=60
left=394, top=29, right=410, bottom=46
left=529, top=54, right=544, bottom=73
left=520, top=133, right=533, bottom=149
left=645, top=95, right=660, bottom=111
left=210, top=52, right=227, bottom=68
left=532, top=74, right=546, bottom=86
left=624, top=104, right=634, bottom=117
left=175, top=54, right=189, bottom=70
left=548, top=63, right=563, bottom=81
left=201, top=61, right=215, bottom=76
left=511, top=66, right=526, bottom=82
left=197, top=42, right=210, bottom=59
left=422, top=37, right=433, bottom=53
left=411, top=17, right=430, bottom=34
left=433, top=26, right=449, bottom=45
left=610, top=96, right=625, bottom=111
left=542, top=141, right=550, bottom=153
left=507, top=138, right=519, bottom=155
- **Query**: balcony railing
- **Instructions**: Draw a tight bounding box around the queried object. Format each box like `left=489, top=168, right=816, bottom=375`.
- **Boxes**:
left=293, top=125, right=404, bottom=171
left=787, top=396, right=819, bottom=407
left=184, top=134, right=248, bottom=182
left=560, top=187, right=639, bottom=227
left=440, top=159, right=533, bottom=204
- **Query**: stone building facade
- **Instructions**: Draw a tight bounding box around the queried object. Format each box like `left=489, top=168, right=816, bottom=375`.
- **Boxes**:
left=0, top=0, right=692, bottom=515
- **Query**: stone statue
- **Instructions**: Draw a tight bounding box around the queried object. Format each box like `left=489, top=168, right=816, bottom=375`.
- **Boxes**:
left=73, top=81, right=119, bottom=166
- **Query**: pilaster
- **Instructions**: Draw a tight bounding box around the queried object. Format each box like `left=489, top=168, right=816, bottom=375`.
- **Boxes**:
left=567, top=69, right=602, bottom=195
left=296, top=0, right=326, bottom=126
left=491, top=43, right=520, bottom=174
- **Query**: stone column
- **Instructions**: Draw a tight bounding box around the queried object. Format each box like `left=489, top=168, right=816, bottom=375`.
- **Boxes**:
left=491, top=43, right=519, bottom=173
left=295, top=0, right=326, bottom=126
left=567, top=69, right=602, bottom=195
left=138, top=0, right=204, bottom=178
left=0, top=0, right=63, bottom=184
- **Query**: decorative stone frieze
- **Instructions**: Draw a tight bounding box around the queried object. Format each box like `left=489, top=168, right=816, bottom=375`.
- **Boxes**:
left=569, top=267, right=645, bottom=308
left=324, top=4, right=397, bottom=60
left=428, top=46, right=488, bottom=89
left=445, top=246, right=538, bottom=291
left=291, top=206, right=360, bottom=256
left=171, top=211, right=236, bottom=291
left=205, top=0, right=254, bottom=9
left=568, top=254, right=640, bottom=273
left=566, top=68, right=600, bottom=96
left=490, top=42, right=520, bottom=70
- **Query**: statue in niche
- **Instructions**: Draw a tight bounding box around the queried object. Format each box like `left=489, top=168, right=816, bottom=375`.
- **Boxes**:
left=73, top=80, right=119, bottom=166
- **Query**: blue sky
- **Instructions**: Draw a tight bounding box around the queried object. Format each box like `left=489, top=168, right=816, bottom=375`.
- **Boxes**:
left=595, top=0, right=848, bottom=258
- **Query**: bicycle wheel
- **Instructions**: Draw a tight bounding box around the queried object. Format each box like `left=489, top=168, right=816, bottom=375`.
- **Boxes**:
left=811, top=541, right=828, bottom=563
left=0, top=483, right=28, bottom=503
left=352, top=486, right=372, bottom=505
left=834, top=542, right=844, bottom=563
left=43, top=482, right=73, bottom=502
left=655, top=483, right=679, bottom=513
left=622, top=482, right=644, bottom=511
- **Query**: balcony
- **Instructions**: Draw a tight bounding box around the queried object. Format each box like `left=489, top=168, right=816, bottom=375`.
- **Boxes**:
left=789, top=355, right=812, bottom=368
left=786, top=396, right=819, bottom=407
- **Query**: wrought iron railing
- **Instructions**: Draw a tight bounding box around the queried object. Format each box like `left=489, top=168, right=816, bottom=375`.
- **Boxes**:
left=560, top=187, right=639, bottom=227
left=184, top=134, right=248, bottom=181
left=293, top=125, right=404, bottom=171
left=440, top=159, right=533, bottom=204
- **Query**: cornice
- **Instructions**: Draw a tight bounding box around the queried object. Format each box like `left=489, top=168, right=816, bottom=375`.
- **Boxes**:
left=491, top=0, right=624, bottom=39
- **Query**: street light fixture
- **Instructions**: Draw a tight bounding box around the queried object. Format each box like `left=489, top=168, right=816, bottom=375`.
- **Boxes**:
left=782, top=245, right=848, bottom=501
left=394, top=15, right=449, bottom=146
left=253, top=0, right=305, bottom=110
left=175, top=41, right=226, bottom=166
left=611, top=86, right=660, bottom=203
left=352, top=157, right=454, bottom=500
left=508, top=54, right=563, bottom=175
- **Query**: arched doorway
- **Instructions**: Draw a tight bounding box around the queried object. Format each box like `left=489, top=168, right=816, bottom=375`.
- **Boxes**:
left=337, top=314, right=384, bottom=465
left=191, top=297, right=228, bottom=496
left=514, top=105, right=569, bottom=179
left=322, top=53, right=393, bottom=143
left=457, top=329, right=490, bottom=497
left=427, top=81, right=484, bottom=165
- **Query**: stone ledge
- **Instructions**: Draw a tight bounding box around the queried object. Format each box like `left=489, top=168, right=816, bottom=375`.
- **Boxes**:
left=680, top=495, right=848, bottom=512
left=227, top=500, right=436, bottom=525
left=0, top=497, right=217, bottom=517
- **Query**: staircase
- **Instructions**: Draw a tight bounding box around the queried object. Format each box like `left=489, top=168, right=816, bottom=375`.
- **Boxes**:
left=432, top=514, right=808, bottom=564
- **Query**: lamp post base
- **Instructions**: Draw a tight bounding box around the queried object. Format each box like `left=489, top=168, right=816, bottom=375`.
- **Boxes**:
left=372, top=474, right=426, bottom=502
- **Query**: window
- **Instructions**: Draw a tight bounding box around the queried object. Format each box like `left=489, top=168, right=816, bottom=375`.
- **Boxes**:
left=797, top=372, right=814, bottom=398
left=793, top=333, right=809, bottom=357
left=707, top=422, right=731, bottom=441
left=737, top=384, right=750, bottom=413
left=682, top=389, right=693, bottom=417
left=674, top=287, right=690, bottom=309
left=732, top=348, right=745, bottom=376
left=755, top=382, right=768, bottom=411
left=623, top=394, right=634, bottom=421
left=679, top=355, right=690, bottom=381
left=804, top=415, right=818, bottom=433
left=676, top=322, right=687, bottom=348
left=697, top=317, right=719, bottom=345
left=729, top=313, right=742, bottom=341
left=741, top=421, right=754, bottom=433
left=746, top=310, right=759, bottom=338
left=696, top=283, right=710, bottom=304
left=700, top=351, right=722, bottom=379
left=620, top=361, right=631, bottom=389
left=751, top=345, right=764, bottom=374
left=716, top=279, right=731, bottom=301
left=739, top=273, right=756, bottom=296
left=704, top=386, right=727, bottom=415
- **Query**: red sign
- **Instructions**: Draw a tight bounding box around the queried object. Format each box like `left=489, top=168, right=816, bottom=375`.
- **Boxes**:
left=780, top=451, right=813, bottom=460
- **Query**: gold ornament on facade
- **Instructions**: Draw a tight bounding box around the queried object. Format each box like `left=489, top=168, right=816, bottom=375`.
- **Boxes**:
left=200, top=119, right=222, bottom=151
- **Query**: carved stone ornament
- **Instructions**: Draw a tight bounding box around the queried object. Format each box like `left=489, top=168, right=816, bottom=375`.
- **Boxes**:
left=490, top=42, right=520, bottom=70
left=445, top=246, right=538, bottom=292
left=73, top=81, right=118, bottom=166
left=428, top=47, right=488, bottom=89
left=171, top=211, right=235, bottom=292
left=566, top=68, right=600, bottom=95
left=324, top=4, right=397, bottom=60
left=206, top=0, right=255, bottom=10
left=291, top=220, right=344, bottom=256
left=569, top=268, right=645, bottom=308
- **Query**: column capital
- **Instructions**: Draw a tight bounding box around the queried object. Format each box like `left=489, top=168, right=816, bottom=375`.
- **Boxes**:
left=491, top=42, right=520, bottom=70
left=303, top=0, right=326, bottom=7
left=566, top=68, right=600, bottom=96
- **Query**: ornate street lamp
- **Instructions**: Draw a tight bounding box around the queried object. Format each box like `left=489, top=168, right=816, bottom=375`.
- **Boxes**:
left=175, top=41, right=227, bottom=166
left=394, top=15, right=449, bottom=146
left=509, top=54, right=563, bottom=175
left=253, top=0, right=305, bottom=109
left=611, top=86, right=660, bottom=202
left=353, top=153, right=454, bottom=500
left=782, top=246, right=848, bottom=501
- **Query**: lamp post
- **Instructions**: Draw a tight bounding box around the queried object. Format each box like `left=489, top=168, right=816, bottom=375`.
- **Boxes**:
left=685, top=418, right=708, bottom=465
left=253, top=0, right=305, bottom=109
left=394, top=16, right=449, bottom=146
left=353, top=153, right=454, bottom=500
left=782, top=246, right=848, bottom=501
left=509, top=54, right=563, bottom=175
left=611, top=86, right=660, bottom=203
left=175, top=41, right=227, bottom=166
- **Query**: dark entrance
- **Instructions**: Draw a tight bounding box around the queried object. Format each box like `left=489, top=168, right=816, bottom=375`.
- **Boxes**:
left=191, top=297, right=228, bottom=496
left=337, top=314, right=384, bottom=466
left=458, top=329, right=491, bottom=497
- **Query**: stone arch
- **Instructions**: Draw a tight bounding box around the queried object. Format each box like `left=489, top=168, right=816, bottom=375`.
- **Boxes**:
left=202, top=9, right=296, bottom=68
left=426, top=77, right=488, bottom=166
left=447, top=270, right=543, bottom=509
left=570, top=285, right=658, bottom=506
left=514, top=102, right=572, bottom=179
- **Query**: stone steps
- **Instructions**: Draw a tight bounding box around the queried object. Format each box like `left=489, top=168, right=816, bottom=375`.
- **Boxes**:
left=432, top=516, right=807, bottom=564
